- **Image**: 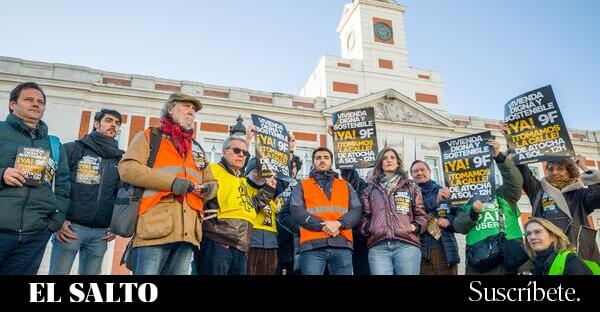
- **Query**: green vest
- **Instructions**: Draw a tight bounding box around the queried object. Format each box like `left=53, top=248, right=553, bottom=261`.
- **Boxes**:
left=548, top=250, right=600, bottom=275
left=461, top=197, right=522, bottom=246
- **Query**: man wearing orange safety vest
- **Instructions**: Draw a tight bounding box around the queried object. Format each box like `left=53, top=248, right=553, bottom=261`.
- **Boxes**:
left=290, top=147, right=362, bottom=275
left=119, top=92, right=217, bottom=275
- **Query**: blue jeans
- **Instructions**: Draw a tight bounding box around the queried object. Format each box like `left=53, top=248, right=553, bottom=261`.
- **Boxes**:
left=368, top=240, right=421, bottom=275
left=300, top=247, right=353, bottom=275
left=131, top=242, right=194, bottom=275
left=0, top=228, right=51, bottom=275
left=195, top=238, right=247, bottom=275
left=48, top=223, right=108, bottom=275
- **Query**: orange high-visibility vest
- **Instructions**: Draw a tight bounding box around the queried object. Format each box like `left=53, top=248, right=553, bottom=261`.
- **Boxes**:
left=138, top=129, right=204, bottom=215
left=299, top=177, right=353, bottom=244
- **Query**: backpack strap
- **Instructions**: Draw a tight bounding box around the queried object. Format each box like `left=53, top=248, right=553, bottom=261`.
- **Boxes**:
left=131, top=127, right=162, bottom=201
left=48, top=135, right=61, bottom=165
left=147, top=127, right=162, bottom=168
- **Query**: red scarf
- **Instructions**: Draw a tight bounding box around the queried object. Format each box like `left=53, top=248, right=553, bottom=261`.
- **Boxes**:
left=160, top=115, right=193, bottom=157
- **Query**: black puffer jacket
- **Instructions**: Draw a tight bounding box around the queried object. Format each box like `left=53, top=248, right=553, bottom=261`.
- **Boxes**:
left=418, top=179, right=460, bottom=267
left=64, top=131, right=124, bottom=228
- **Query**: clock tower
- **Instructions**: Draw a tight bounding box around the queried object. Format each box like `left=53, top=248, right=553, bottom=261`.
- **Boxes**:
left=301, top=0, right=448, bottom=115
left=339, top=0, right=409, bottom=68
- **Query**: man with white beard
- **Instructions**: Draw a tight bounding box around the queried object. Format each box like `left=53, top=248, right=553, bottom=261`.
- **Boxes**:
left=119, top=92, right=217, bottom=275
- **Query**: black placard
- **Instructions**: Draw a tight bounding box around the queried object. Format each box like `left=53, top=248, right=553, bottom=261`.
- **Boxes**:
left=503, top=85, right=575, bottom=165
left=332, top=107, right=378, bottom=169
left=439, top=131, right=496, bottom=206
left=251, top=114, right=290, bottom=179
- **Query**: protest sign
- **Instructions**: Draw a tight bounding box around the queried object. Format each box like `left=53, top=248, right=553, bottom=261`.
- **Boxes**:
left=14, top=146, right=51, bottom=186
left=332, top=107, right=378, bottom=169
left=439, top=131, right=495, bottom=206
left=251, top=114, right=290, bottom=179
left=503, top=85, right=575, bottom=164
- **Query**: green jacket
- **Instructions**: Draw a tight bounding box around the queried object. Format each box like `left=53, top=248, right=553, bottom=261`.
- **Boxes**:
left=453, top=153, right=524, bottom=244
left=0, top=114, right=70, bottom=233
left=453, top=153, right=525, bottom=275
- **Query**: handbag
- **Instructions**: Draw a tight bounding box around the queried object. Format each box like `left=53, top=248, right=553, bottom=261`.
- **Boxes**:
left=467, top=201, right=508, bottom=272
left=466, top=232, right=505, bottom=272
left=109, top=127, right=162, bottom=238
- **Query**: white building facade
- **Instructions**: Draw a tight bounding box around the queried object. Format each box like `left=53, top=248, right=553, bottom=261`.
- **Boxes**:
left=0, top=0, right=598, bottom=275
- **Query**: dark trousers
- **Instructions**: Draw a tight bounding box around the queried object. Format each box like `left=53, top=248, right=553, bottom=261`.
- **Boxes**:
left=247, top=247, right=278, bottom=275
left=0, top=228, right=51, bottom=275
left=195, top=238, right=247, bottom=275
left=420, top=247, right=458, bottom=275
left=353, top=234, right=371, bottom=275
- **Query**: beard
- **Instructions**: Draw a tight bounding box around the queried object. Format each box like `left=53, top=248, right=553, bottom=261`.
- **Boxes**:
left=172, top=113, right=194, bottom=130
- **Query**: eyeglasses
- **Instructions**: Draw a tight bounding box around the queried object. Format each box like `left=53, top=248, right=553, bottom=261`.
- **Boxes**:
left=227, top=147, right=250, bottom=157
left=524, top=229, right=545, bottom=238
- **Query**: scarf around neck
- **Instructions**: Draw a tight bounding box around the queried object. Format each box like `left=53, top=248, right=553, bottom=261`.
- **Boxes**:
left=379, top=173, right=401, bottom=196
left=83, top=130, right=124, bottom=159
left=160, top=115, right=193, bottom=157
left=547, top=176, right=577, bottom=191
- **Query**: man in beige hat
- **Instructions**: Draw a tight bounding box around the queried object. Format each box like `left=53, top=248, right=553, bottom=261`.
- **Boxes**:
left=119, top=92, right=216, bottom=275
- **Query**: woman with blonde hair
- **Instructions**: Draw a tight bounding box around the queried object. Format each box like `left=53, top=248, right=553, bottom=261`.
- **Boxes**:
left=524, top=217, right=594, bottom=275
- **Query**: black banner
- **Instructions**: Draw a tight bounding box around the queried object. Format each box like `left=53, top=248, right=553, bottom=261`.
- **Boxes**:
left=503, top=85, right=575, bottom=165
left=251, top=114, right=290, bottom=179
left=1, top=276, right=599, bottom=306
left=439, top=131, right=495, bottom=206
left=332, top=107, right=378, bottom=169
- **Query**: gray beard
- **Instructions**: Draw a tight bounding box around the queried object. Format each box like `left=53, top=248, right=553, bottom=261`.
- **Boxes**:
left=172, top=114, right=193, bottom=130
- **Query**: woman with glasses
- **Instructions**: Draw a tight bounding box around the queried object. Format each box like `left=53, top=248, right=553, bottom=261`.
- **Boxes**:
left=524, top=217, right=594, bottom=275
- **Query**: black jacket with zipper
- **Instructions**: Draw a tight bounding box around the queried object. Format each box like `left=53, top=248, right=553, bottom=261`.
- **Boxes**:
left=64, top=133, right=123, bottom=228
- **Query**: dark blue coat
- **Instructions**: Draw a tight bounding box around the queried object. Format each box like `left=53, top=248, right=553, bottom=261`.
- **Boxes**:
left=418, top=180, right=460, bottom=267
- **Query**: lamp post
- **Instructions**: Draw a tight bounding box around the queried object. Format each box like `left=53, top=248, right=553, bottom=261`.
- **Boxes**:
left=229, top=115, right=246, bottom=137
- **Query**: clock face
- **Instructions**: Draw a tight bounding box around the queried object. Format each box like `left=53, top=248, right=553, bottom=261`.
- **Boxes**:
left=347, top=31, right=356, bottom=50
left=374, top=22, right=393, bottom=41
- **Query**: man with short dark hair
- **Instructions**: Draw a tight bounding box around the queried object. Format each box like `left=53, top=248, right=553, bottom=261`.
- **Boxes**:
left=0, top=82, right=70, bottom=275
left=290, top=147, right=362, bottom=275
left=49, top=108, right=124, bottom=275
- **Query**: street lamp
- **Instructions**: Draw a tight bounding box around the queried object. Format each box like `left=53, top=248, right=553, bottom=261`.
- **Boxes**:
left=229, top=115, right=246, bottom=137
